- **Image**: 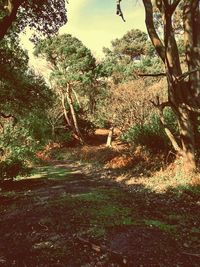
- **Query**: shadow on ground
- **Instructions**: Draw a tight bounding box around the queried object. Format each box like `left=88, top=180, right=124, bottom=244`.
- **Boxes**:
left=0, top=160, right=200, bottom=267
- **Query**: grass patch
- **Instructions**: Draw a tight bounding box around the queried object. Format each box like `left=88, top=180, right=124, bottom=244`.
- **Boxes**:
left=28, top=166, right=71, bottom=180
left=144, top=219, right=177, bottom=234
left=72, top=191, right=110, bottom=202
left=46, top=187, right=136, bottom=238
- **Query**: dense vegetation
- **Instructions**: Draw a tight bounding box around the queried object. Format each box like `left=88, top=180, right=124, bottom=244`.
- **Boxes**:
left=0, top=1, right=200, bottom=266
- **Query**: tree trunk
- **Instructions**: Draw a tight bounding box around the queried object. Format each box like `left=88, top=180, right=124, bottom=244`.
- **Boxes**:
left=60, top=91, right=71, bottom=127
left=177, top=107, right=196, bottom=172
left=66, top=83, right=84, bottom=144
left=72, top=89, right=81, bottom=108
left=106, top=126, right=114, bottom=147
left=142, top=0, right=199, bottom=173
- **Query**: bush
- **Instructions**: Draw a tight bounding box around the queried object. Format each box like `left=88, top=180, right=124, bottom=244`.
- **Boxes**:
left=0, top=157, right=29, bottom=180
left=78, top=117, right=96, bottom=137
left=122, top=109, right=178, bottom=152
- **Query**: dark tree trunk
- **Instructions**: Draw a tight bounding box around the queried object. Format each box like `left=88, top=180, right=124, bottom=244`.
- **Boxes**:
left=142, top=0, right=200, bottom=172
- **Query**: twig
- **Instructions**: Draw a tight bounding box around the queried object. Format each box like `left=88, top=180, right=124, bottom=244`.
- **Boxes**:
left=38, top=222, right=49, bottom=231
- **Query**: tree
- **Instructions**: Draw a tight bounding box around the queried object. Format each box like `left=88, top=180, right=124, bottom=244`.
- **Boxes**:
left=0, top=0, right=67, bottom=40
left=118, top=0, right=200, bottom=172
left=109, top=29, right=151, bottom=61
left=102, top=28, right=162, bottom=84
left=0, top=36, right=54, bottom=168
left=34, top=34, right=97, bottom=144
left=0, top=37, right=52, bottom=121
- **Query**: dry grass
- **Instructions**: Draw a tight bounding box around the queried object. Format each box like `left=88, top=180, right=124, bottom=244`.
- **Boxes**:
left=41, top=134, right=200, bottom=194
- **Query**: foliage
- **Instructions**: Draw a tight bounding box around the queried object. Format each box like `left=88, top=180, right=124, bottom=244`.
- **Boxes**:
left=0, top=0, right=67, bottom=40
left=34, top=34, right=96, bottom=86
left=0, top=36, right=55, bottom=179
left=104, top=29, right=153, bottom=61
left=0, top=38, right=53, bottom=119
left=96, top=79, right=161, bottom=131
left=102, top=28, right=163, bottom=84
left=122, top=109, right=178, bottom=152
left=0, top=157, right=29, bottom=180
left=34, top=34, right=101, bottom=142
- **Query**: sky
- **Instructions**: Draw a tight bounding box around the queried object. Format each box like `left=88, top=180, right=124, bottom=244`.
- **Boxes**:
left=21, top=0, right=146, bottom=74
left=59, top=0, right=146, bottom=58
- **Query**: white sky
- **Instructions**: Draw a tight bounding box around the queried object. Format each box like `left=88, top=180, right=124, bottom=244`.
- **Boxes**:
left=20, top=0, right=146, bottom=75
left=59, top=0, right=146, bottom=58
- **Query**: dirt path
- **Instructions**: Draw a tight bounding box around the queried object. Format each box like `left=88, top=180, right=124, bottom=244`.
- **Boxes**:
left=0, top=157, right=200, bottom=266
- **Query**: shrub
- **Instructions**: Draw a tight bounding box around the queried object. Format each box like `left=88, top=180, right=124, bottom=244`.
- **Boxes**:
left=78, top=117, right=96, bottom=137
left=0, top=157, right=29, bottom=180
left=122, top=109, right=178, bottom=152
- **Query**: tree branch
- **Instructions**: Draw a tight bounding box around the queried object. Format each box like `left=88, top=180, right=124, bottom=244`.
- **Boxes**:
left=0, top=112, right=13, bottom=119
left=142, top=0, right=165, bottom=62
left=177, top=67, right=200, bottom=81
left=0, top=112, right=17, bottom=126
left=138, top=68, right=200, bottom=81
left=151, top=96, right=181, bottom=152
left=0, top=0, right=22, bottom=39
left=116, top=0, right=125, bottom=22
left=138, top=73, right=166, bottom=77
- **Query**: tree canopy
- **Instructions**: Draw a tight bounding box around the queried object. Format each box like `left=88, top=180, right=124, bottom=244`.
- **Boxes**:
left=0, top=37, right=52, bottom=119
left=0, top=0, right=67, bottom=39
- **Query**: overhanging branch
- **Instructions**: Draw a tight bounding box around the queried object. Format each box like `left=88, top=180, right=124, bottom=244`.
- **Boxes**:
left=116, top=0, right=125, bottom=22
left=142, top=0, right=165, bottom=62
left=138, top=67, right=200, bottom=81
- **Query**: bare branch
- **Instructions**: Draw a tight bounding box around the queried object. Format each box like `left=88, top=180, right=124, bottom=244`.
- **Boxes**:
left=150, top=97, right=181, bottom=152
left=177, top=67, right=200, bottom=81
left=116, top=0, right=125, bottom=22
left=138, top=68, right=200, bottom=81
left=142, top=0, right=165, bottom=62
left=138, top=73, right=166, bottom=77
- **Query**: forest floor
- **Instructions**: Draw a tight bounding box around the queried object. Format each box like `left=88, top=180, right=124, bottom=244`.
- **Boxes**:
left=0, top=130, right=200, bottom=266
